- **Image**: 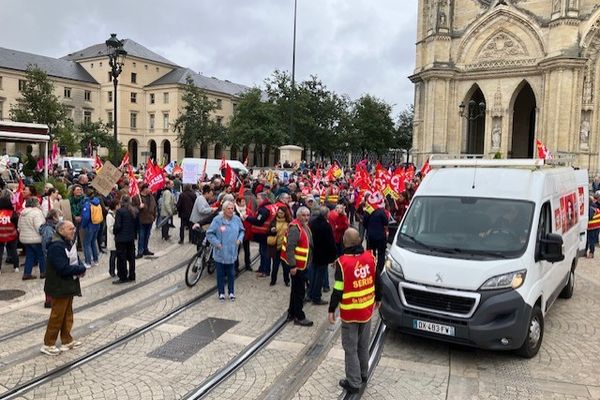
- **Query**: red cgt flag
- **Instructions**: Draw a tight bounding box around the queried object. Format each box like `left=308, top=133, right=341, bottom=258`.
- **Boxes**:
left=119, top=152, right=130, bottom=169
left=144, top=159, right=166, bottom=193
left=127, top=165, right=140, bottom=198
left=536, top=139, right=553, bottom=160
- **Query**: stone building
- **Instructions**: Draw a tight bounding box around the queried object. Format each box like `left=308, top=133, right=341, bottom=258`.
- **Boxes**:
left=0, top=39, right=275, bottom=166
left=410, top=0, right=600, bottom=173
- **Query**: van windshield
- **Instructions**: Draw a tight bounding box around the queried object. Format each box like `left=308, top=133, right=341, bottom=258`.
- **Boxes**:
left=70, top=160, right=94, bottom=171
left=397, top=196, right=534, bottom=260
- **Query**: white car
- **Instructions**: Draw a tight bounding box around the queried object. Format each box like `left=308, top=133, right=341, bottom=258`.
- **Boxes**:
left=380, top=158, right=588, bottom=358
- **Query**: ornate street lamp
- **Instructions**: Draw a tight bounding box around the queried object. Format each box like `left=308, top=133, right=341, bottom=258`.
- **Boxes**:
left=106, top=33, right=127, bottom=165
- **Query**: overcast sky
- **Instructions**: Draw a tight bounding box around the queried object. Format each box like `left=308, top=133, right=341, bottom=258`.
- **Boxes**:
left=0, top=0, right=418, bottom=115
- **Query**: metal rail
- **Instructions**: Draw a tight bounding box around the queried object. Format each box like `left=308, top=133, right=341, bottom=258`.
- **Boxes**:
left=0, top=254, right=191, bottom=343
left=0, top=255, right=259, bottom=400
left=183, top=313, right=289, bottom=399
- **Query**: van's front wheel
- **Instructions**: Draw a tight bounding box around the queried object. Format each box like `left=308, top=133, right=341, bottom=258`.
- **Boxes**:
left=516, top=306, right=543, bottom=358
left=559, top=270, right=575, bottom=299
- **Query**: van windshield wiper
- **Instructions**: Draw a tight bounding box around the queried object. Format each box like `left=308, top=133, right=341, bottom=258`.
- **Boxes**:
left=469, top=249, right=509, bottom=259
left=398, top=233, right=429, bottom=249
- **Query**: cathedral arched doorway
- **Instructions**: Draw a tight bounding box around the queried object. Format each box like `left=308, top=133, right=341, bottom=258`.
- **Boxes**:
left=464, top=87, right=486, bottom=155
left=510, top=82, right=536, bottom=158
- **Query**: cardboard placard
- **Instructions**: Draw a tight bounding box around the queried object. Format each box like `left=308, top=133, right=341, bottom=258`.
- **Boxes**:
left=90, top=161, right=122, bottom=196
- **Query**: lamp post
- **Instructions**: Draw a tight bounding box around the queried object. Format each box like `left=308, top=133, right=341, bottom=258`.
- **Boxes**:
left=289, top=0, right=298, bottom=145
left=459, top=100, right=486, bottom=154
left=106, top=33, right=127, bottom=165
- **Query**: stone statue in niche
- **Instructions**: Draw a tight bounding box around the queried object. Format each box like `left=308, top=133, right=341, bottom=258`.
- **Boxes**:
left=580, top=115, right=590, bottom=146
left=439, top=11, right=447, bottom=28
left=583, top=62, right=593, bottom=105
left=553, top=0, right=561, bottom=13
left=492, top=120, right=502, bottom=149
left=568, top=0, right=577, bottom=10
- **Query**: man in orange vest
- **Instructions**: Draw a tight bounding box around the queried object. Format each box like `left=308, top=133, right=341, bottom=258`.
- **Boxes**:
left=587, top=193, right=600, bottom=258
left=281, top=206, right=313, bottom=326
left=328, top=227, right=381, bottom=394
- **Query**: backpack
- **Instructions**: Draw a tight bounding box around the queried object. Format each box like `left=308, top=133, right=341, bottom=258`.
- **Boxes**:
left=91, top=204, right=104, bottom=224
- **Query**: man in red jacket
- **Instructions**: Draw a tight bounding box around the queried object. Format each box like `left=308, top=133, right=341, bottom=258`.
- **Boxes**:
left=329, top=204, right=349, bottom=256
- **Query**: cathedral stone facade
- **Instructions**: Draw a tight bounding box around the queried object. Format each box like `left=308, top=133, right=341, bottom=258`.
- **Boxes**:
left=410, top=0, right=600, bottom=173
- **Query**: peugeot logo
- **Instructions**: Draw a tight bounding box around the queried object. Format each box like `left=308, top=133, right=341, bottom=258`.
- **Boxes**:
left=435, top=273, right=443, bottom=283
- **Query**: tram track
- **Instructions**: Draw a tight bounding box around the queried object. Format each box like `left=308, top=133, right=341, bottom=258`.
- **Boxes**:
left=0, top=254, right=259, bottom=400
left=0, top=246, right=196, bottom=343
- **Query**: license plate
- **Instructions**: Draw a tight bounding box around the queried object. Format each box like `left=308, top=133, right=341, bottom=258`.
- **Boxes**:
left=412, top=319, right=455, bottom=336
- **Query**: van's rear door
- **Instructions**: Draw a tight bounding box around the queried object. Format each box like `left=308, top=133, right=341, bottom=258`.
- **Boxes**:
left=575, top=170, right=590, bottom=253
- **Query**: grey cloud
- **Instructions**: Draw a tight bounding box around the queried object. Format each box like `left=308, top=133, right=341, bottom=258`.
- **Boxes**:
left=0, top=0, right=417, bottom=113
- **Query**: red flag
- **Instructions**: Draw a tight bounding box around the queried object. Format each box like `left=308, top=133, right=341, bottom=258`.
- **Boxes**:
left=237, top=182, right=245, bottom=199
left=12, top=179, right=24, bottom=213
left=390, top=167, right=406, bottom=195
left=50, top=143, right=59, bottom=165
left=36, top=158, right=44, bottom=172
left=94, top=155, right=103, bottom=172
left=536, top=139, right=553, bottom=160
left=224, top=162, right=237, bottom=187
left=119, top=152, right=130, bottom=169
left=144, top=160, right=166, bottom=193
left=127, top=165, right=140, bottom=198
left=420, top=158, right=431, bottom=177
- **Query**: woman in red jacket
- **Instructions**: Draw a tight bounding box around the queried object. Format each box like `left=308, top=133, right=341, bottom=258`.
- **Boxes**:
left=328, top=204, right=349, bottom=256
left=0, top=193, right=19, bottom=273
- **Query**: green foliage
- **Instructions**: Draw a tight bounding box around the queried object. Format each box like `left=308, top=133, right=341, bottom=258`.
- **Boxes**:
left=9, top=65, right=67, bottom=130
left=228, top=87, right=281, bottom=147
left=173, top=76, right=220, bottom=153
left=52, top=119, right=79, bottom=155
left=32, top=177, right=69, bottom=199
left=347, top=95, right=395, bottom=156
left=78, top=121, right=124, bottom=161
left=494, top=151, right=503, bottom=159
left=396, top=105, right=414, bottom=152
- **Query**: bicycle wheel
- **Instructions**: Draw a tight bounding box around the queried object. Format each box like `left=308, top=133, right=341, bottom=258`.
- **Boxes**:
left=205, top=246, right=216, bottom=274
left=185, top=251, right=204, bottom=287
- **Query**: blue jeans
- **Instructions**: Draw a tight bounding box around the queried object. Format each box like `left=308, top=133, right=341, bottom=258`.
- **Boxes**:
left=258, top=240, right=271, bottom=275
left=308, top=264, right=326, bottom=302
left=24, top=243, right=45, bottom=276
left=83, top=224, right=100, bottom=265
left=137, top=223, right=152, bottom=255
left=216, top=262, right=235, bottom=295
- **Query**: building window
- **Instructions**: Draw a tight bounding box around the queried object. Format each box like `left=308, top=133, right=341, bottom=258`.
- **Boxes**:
left=132, top=62, right=136, bottom=68
left=18, top=79, right=27, bottom=91
left=144, top=64, right=148, bottom=70
left=149, top=113, right=155, bottom=130
left=0, top=76, right=3, bottom=89
left=83, top=111, right=92, bottom=124
left=130, top=113, right=137, bottom=129
left=163, top=92, right=169, bottom=104
left=216, top=99, right=223, bottom=110
left=150, top=93, right=155, bottom=104
left=156, top=67, right=159, bottom=73
left=131, top=72, right=137, bottom=84
left=130, top=92, right=137, bottom=103
left=107, top=111, right=113, bottom=125
left=163, top=113, right=169, bottom=129
left=84, top=90, right=91, bottom=101
left=233, top=103, right=238, bottom=112
left=99, top=62, right=103, bottom=67
left=108, top=91, right=113, bottom=102
left=108, top=72, right=112, bottom=82
left=91, top=63, right=94, bottom=68
left=64, top=87, right=71, bottom=98
left=0, top=101, right=3, bottom=120
left=216, top=116, right=223, bottom=126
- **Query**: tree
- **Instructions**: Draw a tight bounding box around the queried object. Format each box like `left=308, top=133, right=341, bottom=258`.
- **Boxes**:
left=9, top=65, right=67, bottom=130
left=348, top=95, right=395, bottom=156
left=52, top=119, right=79, bottom=155
left=396, top=104, right=414, bottom=153
left=227, top=88, right=282, bottom=148
left=78, top=121, right=123, bottom=160
left=173, top=76, right=220, bottom=154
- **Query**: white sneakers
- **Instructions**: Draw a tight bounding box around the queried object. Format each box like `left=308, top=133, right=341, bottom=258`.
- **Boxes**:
left=84, top=263, right=92, bottom=269
left=229, top=294, right=235, bottom=302
left=219, top=294, right=225, bottom=302
left=40, top=345, right=61, bottom=356
left=60, top=340, right=82, bottom=351
left=40, top=340, right=82, bottom=355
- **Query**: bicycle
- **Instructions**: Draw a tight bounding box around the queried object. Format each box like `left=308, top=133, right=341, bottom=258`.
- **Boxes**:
left=185, top=225, right=216, bottom=287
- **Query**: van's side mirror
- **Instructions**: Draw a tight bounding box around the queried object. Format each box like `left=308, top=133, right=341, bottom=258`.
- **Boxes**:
left=538, top=233, right=564, bottom=263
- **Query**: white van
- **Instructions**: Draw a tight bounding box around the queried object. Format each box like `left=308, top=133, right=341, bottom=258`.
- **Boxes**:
left=180, top=158, right=249, bottom=183
left=380, top=158, right=589, bottom=358
left=57, top=157, right=95, bottom=174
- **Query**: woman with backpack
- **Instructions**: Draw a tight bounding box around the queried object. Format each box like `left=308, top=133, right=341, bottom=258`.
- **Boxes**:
left=81, top=189, right=103, bottom=269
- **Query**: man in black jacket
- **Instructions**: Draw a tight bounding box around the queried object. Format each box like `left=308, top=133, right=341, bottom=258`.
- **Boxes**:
left=176, top=184, right=196, bottom=244
left=41, top=221, right=87, bottom=356
left=307, top=206, right=337, bottom=305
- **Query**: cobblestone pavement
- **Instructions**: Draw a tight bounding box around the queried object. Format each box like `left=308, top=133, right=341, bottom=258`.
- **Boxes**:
left=1, top=238, right=598, bottom=399
left=291, top=257, right=600, bottom=400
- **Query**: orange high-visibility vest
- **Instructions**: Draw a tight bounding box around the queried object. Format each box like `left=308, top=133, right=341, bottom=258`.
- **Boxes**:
left=280, top=220, right=310, bottom=270
left=338, top=251, right=376, bottom=323
left=326, top=186, right=339, bottom=205
left=589, top=209, right=600, bottom=230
